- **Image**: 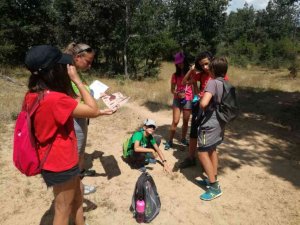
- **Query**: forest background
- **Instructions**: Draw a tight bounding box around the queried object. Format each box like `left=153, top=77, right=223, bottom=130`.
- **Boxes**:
left=0, top=0, right=299, bottom=78
left=0, top=1, right=300, bottom=224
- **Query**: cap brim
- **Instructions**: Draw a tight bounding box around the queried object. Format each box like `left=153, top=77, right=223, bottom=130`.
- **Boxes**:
left=145, top=123, right=156, bottom=127
left=57, top=53, right=73, bottom=65
left=175, top=59, right=184, bottom=64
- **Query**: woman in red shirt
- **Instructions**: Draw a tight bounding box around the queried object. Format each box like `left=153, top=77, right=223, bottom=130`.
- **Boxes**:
left=24, top=45, right=103, bottom=225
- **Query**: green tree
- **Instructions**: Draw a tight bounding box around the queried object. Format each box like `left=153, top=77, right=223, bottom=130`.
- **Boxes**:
left=0, top=0, right=56, bottom=64
left=127, top=0, right=177, bottom=77
left=169, top=0, right=229, bottom=55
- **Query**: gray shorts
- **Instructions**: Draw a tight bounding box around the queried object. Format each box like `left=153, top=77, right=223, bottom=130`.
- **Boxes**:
left=74, top=118, right=88, bottom=155
left=172, top=98, right=192, bottom=110
left=197, top=111, right=224, bottom=152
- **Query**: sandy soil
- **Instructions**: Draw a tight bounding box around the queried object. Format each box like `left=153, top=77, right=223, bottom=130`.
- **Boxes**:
left=1, top=99, right=300, bottom=225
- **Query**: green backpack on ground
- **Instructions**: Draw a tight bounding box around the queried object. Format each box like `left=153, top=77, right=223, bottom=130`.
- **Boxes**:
left=122, top=137, right=132, bottom=158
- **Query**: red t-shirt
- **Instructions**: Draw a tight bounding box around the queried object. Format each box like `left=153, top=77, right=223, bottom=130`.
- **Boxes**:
left=25, top=91, right=78, bottom=172
left=192, top=71, right=229, bottom=97
left=171, top=73, right=193, bottom=100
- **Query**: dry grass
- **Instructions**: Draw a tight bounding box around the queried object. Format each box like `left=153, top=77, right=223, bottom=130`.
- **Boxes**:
left=228, top=66, right=300, bottom=92
left=1, top=62, right=299, bottom=132
left=0, top=67, right=28, bottom=132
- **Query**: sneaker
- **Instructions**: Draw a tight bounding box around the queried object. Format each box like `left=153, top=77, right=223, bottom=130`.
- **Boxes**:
left=84, top=185, right=96, bottom=195
left=195, top=178, right=210, bottom=187
left=145, top=158, right=156, bottom=164
left=164, top=141, right=173, bottom=150
left=180, top=139, right=189, bottom=146
left=80, top=169, right=96, bottom=178
left=200, top=185, right=222, bottom=201
left=179, top=157, right=196, bottom=169
left=138, top=166, right=147, bottom=172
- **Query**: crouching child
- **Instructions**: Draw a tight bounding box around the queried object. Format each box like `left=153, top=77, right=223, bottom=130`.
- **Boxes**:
left=126, top=119, right=171, bottom=173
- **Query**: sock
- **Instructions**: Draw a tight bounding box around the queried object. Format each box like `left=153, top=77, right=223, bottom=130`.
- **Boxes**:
left=210, top=181, right=219, bottom=189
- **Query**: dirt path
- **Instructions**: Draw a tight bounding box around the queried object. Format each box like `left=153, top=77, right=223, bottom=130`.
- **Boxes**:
left=0, top=100, right=299, bottom=225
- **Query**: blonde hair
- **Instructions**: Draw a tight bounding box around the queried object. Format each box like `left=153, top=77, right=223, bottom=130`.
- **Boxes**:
left=64, top=42, right=94, bottom=56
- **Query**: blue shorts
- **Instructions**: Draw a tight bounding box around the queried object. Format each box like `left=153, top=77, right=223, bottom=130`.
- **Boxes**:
left=172, top=98, right=192, bottom=110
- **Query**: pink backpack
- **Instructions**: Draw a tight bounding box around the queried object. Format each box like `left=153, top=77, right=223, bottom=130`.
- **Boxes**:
left=13, top=93, right=52, bottom=176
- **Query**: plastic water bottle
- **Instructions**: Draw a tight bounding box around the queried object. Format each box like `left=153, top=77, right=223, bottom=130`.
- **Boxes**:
left=136, top=199, right=145, bottom=223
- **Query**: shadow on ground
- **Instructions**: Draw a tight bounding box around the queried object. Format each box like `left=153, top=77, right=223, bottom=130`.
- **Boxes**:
left=85, top=150, right=121, bottom=180
left=145, top=87, right=300, bottom=187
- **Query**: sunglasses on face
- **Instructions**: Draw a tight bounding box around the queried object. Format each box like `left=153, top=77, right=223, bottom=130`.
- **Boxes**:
left=146, top=125, right=156, bottom=130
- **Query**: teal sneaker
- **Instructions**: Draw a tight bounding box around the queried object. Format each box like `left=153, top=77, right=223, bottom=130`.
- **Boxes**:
left=180, top=138, right=189, bottom=146
left=195, top=178, right=210, bottom=187
left=164, top=141, right=173, bottom=150
left=200, top=185, right=222, bottom=201
left=145, top=158, right=156, bottom=164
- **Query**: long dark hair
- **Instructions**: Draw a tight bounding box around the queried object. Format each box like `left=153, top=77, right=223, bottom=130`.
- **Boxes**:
left=175, top=56, right=190, bottom=77
left=194, top=51, right=213, bottom=72
left=28, top=64, right=75, bottom=97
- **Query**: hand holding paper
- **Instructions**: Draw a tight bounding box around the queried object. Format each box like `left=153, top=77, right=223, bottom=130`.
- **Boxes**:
left=89, top=80, right=130, bottom=109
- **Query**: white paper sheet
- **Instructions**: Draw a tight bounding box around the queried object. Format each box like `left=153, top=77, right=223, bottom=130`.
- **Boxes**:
left=89, top=80, right=109, bottom=99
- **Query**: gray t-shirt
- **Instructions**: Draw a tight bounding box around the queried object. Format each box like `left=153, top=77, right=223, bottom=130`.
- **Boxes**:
left=198, top=78, right=225, bottom=150
left=204, top=79, right=223, bottom=111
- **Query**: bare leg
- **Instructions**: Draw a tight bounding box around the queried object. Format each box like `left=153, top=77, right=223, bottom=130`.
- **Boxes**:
left=168, top=107, right=181, bottom=142
left=198, top=150, right=216, bottom=183
left=78, top=154, right=85, bottom=171
left=181, top=109, right=191, bottom=140
left=209, top=149, right=218, bottom=178
left=188, top=138, right=197, bottom=159
left=53, top=176, right=84, bottom=225
left=72, top=177, right=84, bottom=225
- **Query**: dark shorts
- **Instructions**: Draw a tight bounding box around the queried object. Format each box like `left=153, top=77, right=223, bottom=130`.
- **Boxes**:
left=129, top=136, right=161, bottom=167
left=197, top=140, right=223, bottom=152
left=172, top=99, right=192, bottom=110
left=190, top=101, right=202, bottom=138
left=41, top=165, right=80, bottom=187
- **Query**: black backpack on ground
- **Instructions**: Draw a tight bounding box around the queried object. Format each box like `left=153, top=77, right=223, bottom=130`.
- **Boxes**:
left=130, top=172, right=161, bottom=223
left=215, top=77, right=239, bottom=124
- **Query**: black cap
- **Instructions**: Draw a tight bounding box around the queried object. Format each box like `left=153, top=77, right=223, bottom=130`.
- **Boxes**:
left=25, top=45, right=73, bottom=73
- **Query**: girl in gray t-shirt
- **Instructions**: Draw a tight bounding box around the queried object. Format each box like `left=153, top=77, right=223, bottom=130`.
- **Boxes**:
left=196, top=57, right=228, bottom=201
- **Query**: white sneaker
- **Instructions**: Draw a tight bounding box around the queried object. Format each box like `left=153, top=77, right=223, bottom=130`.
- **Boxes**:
left=84, top=185, right=96, bottom=195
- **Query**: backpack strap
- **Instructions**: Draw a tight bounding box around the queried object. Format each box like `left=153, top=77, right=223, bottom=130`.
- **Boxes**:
left=215, top=78, right=224, bottom=104
left=136, top=172, right=147, bottom=199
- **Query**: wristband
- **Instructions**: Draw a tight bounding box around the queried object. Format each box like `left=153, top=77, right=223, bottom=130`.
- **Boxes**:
left=162, top=160, right=167, bottom=163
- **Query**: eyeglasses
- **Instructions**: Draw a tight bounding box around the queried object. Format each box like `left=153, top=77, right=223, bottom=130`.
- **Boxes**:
left=77, top=47, right=93, bottom=54
left=146, top=125, right=156, bottom=130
